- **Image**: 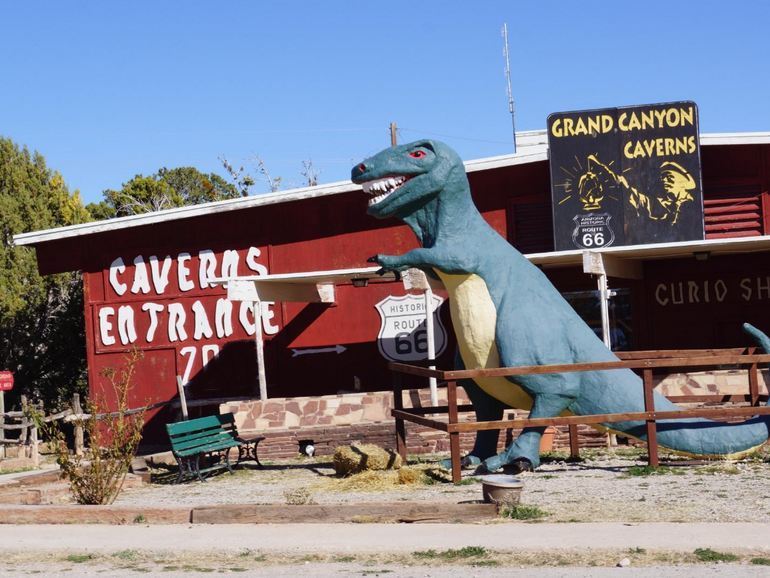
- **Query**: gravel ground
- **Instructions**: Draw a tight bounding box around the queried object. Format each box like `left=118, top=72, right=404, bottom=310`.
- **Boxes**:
left=113, top=447, right=770, bottom=523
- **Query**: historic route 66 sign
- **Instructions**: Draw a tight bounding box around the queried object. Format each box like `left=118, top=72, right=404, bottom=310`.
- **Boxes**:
left=571, top=213, right=616, bottom=249
left=375, top=294, right=447, bottom=362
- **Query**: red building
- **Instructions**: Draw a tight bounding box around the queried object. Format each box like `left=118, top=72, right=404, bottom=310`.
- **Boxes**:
left=14, top=130, right=770, bottom=451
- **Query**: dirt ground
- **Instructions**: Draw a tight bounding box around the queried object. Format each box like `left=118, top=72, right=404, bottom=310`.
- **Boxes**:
left=111, top=445, right=770, bottom=523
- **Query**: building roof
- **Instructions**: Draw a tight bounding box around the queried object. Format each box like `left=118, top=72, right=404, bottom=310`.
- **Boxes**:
left=13, top=131, right=770, bottom=248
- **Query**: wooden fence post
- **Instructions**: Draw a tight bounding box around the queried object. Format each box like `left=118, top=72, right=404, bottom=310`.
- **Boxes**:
left=30, top=402, right=40, bottom=467
left=392, top=372, right=407, bottom=461
left=19, top=396, right=28, bottom=457
left=643, top=369, right=659, bottom=467
left=72, top=394, right=84, bottom=457
left=568, top=424, right=580, bottom=459
left=0, top=390, right=5, bottom=459
left=447, top=380, right=461, bottom=484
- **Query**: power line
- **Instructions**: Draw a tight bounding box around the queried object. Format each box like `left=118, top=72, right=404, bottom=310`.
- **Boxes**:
left=399, top=127, right=512, bottom=145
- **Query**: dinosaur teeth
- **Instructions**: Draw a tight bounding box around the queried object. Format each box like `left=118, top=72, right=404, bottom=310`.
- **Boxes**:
left=362, top=176, right=408, bottom=206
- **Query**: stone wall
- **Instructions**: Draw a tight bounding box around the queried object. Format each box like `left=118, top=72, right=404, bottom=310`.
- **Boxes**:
left=220, top=387, right=609, bottom=460
left=220, top=370, right=764, bottom=460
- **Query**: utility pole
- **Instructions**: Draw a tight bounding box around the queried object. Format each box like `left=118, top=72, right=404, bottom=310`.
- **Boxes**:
left=390, top=122, right=398, bottom=146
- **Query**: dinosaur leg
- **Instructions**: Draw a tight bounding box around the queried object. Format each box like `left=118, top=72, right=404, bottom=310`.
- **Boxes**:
left=478, top=393, right=572, bottom=473
left=440, top=377, right=507, bottom=469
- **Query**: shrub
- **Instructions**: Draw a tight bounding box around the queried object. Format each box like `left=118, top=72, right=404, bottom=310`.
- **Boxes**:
left=43, top=350, right=145, bottom=505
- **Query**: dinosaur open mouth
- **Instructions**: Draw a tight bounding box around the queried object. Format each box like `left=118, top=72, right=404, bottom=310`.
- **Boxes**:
left=361, top=176, right=410, bottom=207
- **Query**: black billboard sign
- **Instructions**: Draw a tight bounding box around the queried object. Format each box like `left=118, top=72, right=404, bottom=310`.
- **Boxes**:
left=548, top=101, right=704, bottom=251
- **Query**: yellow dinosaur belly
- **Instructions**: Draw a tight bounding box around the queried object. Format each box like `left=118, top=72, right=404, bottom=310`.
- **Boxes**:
left=435, top=270, right=533, bottom=410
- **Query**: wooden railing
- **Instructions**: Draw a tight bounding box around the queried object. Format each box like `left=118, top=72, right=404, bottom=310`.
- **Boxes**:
left=389, top=347, right=770, bottom=483
left=0, top=393, right=256, bottom=465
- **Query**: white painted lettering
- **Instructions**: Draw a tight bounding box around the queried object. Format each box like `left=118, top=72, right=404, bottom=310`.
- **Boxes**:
left=261, top=302, right=279, bottom=335
left=221, top=249, right=240, bottom=279
left=670, top=282, right=684, bottom=305
left=149, top=255, right=172, bottom=293
left=117, top=305, right=138, bottom=345
left=246, top=247, right=268, bottom=276
left=130, top=256, right=151, bottom=294
left=740, top=277, right=753, bottom=301
left=202, top=344, right=220, bottom=366
left=168, top=302, right=188, bottom=342
left=179, top=346, right=196, bottom=385
left=239, top=302, right=256, bottom=335
left=715, top=279, right=728, bottom=302
left=655, top=284, right=668, bottom=306
left=98, top=307, right=116, bottom=346
left=687, top=281, right=700, bottom=303
left=758, top=276, right=770, bottom=300
left=109, top=258, right=127, bottom=296
left=191, top=300, right=214, bottom=340
left=177, top=253, right=194, bottom=292
left=215, top=298, right=234, bottom=338
left=142, top=302, right=164, bottom=342
left=198, top=249, right=217, bottom=289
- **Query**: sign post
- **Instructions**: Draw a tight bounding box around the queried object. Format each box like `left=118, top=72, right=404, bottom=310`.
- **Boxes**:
left=0, top=372, right=14, bottom=460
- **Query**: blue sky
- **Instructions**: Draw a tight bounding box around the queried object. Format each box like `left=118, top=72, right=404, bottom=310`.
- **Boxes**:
left=2, top=1, right=769, bottom=204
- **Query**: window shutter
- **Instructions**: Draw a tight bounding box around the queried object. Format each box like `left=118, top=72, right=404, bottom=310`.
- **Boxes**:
left=703, top=185, right=763, bottom=239
left=509, top=201, right=554, bottom=254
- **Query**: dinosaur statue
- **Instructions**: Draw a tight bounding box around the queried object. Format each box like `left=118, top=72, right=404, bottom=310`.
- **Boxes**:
left=351, top=139, right=770, bottom=473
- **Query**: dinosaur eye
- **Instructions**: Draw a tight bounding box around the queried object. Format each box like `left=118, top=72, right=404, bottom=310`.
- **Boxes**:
left=409, top=150, right=426, bottom=159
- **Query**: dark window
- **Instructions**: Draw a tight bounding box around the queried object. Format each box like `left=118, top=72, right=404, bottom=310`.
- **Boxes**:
left=562, top=288, right=633, bottom=351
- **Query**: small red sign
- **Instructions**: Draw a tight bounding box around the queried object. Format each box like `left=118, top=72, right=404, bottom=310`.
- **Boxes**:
left=0, top=371, right=13, bottom=392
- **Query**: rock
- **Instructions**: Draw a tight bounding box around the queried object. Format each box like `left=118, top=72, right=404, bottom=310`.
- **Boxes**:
left=616, top=558, right=631, bottom=567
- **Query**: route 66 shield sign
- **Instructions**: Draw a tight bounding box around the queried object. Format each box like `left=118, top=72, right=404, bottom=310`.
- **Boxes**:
left=375, top=294, right=447, bottom=362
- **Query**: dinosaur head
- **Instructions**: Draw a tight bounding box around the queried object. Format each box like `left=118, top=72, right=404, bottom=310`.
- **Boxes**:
left=351, top=139, right=460, bottom=220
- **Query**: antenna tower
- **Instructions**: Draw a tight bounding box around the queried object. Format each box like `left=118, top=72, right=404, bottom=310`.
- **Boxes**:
left=502, top=23, right=517, bottom=153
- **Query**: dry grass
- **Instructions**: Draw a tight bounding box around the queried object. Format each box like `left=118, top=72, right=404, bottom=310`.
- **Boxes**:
left=0, top=547, right=764, bottom=573
left=314, top=465, right=429, bottom=493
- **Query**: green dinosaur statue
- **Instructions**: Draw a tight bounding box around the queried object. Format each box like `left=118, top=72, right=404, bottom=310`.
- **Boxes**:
left=352, top=139, right=770, bottom=473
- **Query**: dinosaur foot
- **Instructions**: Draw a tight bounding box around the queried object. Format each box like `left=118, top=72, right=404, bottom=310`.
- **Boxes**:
left=475, top=456, right=535, bottom=475
left=439, top=454, right=481, bottom=471
left=503, top=458, right=534, bottom=475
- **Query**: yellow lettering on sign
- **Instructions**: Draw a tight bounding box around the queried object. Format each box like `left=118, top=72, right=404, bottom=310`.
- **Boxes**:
left=623, top=136, right=696, bottom=159
left=551, top=118, right=563, bottom=137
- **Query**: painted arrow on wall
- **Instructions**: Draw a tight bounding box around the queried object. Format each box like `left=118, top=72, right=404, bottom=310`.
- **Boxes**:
left=291, top=345, right=347, bottom=357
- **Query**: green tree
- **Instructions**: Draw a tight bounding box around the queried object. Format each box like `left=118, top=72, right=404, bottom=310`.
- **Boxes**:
left=0, top=137, right=91, bottom=410
left=91, top=166, right=241, bottom=217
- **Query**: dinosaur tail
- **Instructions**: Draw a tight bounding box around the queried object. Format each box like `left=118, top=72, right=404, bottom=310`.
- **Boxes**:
left=609, top=323, right=770, bottom=458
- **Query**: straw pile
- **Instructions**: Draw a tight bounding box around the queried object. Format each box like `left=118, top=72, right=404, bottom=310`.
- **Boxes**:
left=332, top=443, right=403, bottom=476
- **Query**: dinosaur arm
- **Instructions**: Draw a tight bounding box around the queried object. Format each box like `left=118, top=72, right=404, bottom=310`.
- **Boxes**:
left=371, top=247, right=475, bottom=275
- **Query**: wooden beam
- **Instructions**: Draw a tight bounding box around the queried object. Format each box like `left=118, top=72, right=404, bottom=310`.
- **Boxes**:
left=227, top=279, right=335, bottom=303
left=436, top=405, right=770, bottom=434
left=191, top=502, right=497, bottom=524
left=390, top=409, right=449, bottom=432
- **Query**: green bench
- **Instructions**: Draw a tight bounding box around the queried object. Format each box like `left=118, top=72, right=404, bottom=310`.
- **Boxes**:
left=166, top=413, right=264, bottom=483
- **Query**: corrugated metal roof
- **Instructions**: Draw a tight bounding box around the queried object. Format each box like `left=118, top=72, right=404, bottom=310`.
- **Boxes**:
left=13, top=131, right=770, bottom=247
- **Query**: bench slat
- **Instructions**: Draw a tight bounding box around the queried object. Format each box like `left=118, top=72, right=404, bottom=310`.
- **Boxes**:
left=166, top=415, right=232, bottom=436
